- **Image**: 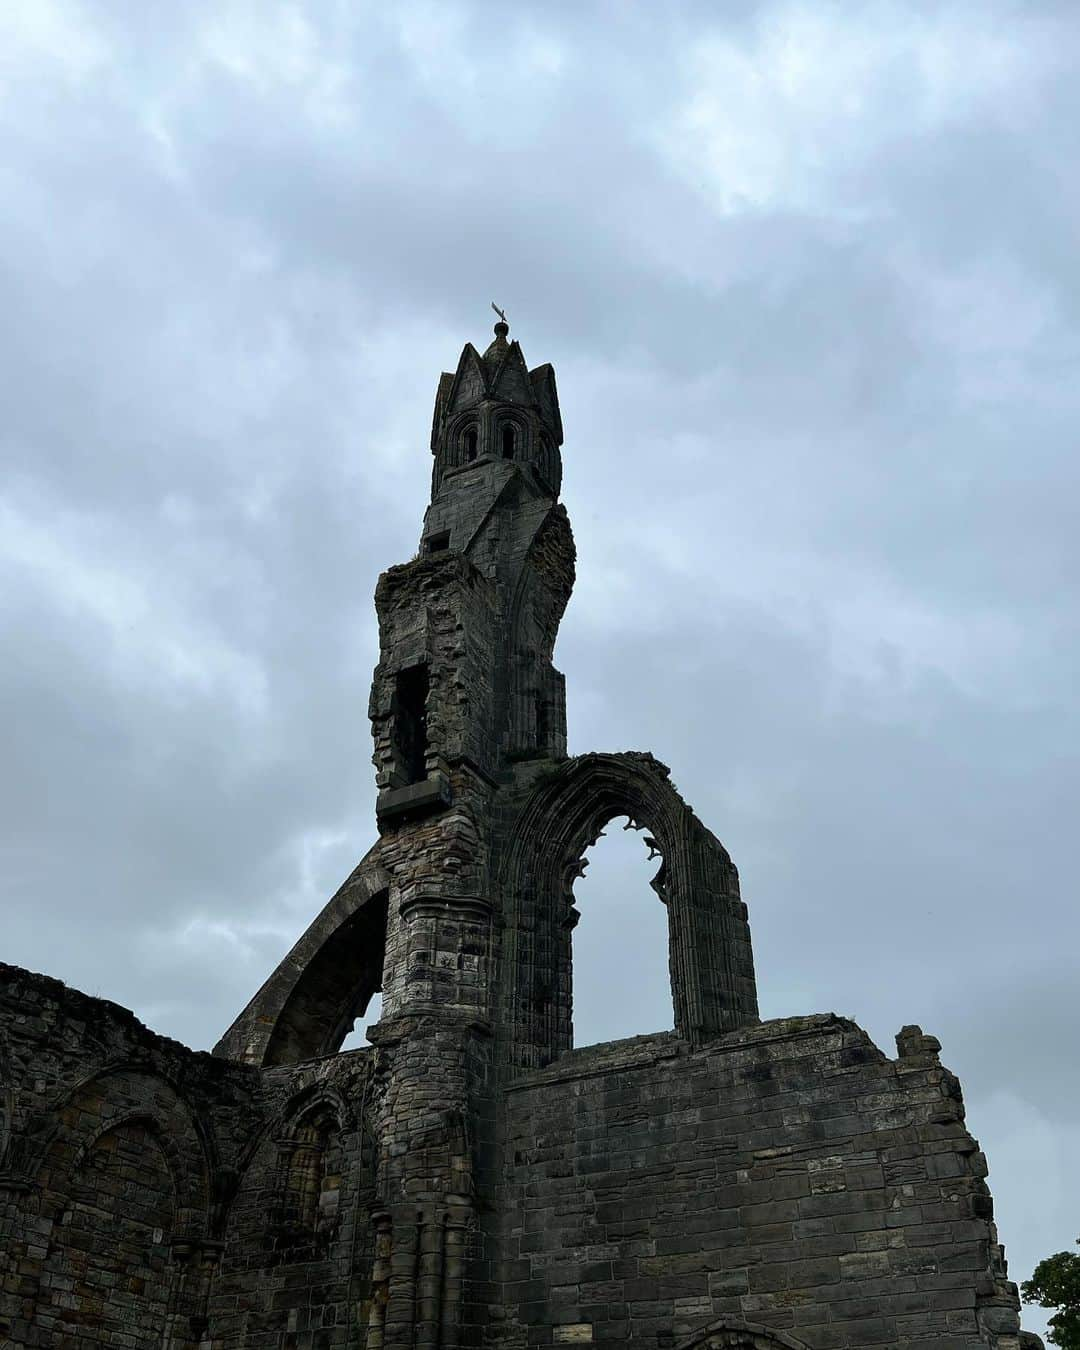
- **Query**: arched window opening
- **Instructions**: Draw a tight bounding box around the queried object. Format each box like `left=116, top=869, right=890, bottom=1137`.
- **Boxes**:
left=462, top=424, right=478, bottom=461
left=570, top=816, right=674, bottom=1047
left=501, top=422, right=516, bottom=459
left=279, top=1108, right=343, bottom=1247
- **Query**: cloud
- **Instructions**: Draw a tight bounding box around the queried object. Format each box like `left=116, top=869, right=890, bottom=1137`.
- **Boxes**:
left=0, top=1, right=1073, bottom=1335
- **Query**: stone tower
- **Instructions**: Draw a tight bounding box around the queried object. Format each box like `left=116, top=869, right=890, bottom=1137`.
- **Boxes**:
left=216, top=317, right=760, bottom=1346
left=0, top=323, right=1032, bottom=1350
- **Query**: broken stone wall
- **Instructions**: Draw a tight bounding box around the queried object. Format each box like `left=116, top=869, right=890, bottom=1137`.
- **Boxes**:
left=496, top=1017, right=1021, bottom=1350
left=0, top=963, right=378, bottom=1349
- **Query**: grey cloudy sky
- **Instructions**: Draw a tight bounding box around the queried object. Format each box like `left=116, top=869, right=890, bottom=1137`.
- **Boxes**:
left=2, top=1, right=1076, bottom=1334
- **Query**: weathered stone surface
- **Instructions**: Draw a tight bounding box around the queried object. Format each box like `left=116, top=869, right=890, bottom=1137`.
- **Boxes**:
left=0, top=324, right=1032, bottom=1348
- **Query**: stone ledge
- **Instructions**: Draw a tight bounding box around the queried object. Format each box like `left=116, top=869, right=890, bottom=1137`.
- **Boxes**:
left=376, top=774, right=452, bottom=824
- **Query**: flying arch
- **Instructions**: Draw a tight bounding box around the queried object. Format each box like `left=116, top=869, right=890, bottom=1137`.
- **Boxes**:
left=214, top=855, right=391, bottom=1067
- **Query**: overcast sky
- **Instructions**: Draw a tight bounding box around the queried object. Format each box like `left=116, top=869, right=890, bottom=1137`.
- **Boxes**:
left=2, top=1, right=1076, bottom=1335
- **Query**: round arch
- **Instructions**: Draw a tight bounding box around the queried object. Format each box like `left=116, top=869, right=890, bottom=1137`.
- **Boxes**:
left=494, top=409, right=529, bottom=461
left=675, top=1318, right=811, bottom=1350
left=214, top=860, right=391, bottom=1067
left=451, top=411, right=481, bottom=466
left=499, top=752, right=758, bottom=1069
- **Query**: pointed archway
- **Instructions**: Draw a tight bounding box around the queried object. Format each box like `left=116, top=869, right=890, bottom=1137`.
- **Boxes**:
left=499, top=751, right=758, bottom=1070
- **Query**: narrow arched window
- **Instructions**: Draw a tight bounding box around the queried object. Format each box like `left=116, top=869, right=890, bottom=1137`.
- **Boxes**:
left=281, top=1108, right=342, bottom=1241
left=463, top=425, right=478, bottom=462
left=501, top=423, right=516, bottom=459
left=285, top=1124, right=326, bottom=1230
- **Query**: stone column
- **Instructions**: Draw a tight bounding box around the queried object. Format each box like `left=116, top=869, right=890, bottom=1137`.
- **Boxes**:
left=162, top=1237, right=222, bottom=1350
left=367, top=891, right=495, bottom=1349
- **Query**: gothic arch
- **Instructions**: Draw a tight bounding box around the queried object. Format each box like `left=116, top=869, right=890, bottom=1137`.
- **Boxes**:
left=30, top=1063, right=213, bottom=1238
left=675, top=1318, right=811, bottom=1350
left=280, top=1082, right=354, bottom=1137
left=500, top=752, right=758, bottom=1069
left=217, top=1075, right=373, bottom=1238
left=209, top=1076, right=376, bottom=1342
left=37, top=1115, right=180, bottom=1348
left=274, top=1091, right=349, bottom=1243
left=214, top=856, right=391, bottom=1067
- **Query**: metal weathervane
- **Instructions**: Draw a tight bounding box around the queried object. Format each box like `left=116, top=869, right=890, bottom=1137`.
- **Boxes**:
left=491, top=302, right=508, bottom=325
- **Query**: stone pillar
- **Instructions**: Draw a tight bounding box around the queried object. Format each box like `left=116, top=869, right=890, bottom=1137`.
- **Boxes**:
left=395, top=894, right=494, bottom=1016
left=162, top=1237, right=222, bottom=1350
left=366, top=1208, right=394, bottom=1349
left=366, top=890, right=494, bottom=1349
left=439, top=1207, right=471, bottom=1350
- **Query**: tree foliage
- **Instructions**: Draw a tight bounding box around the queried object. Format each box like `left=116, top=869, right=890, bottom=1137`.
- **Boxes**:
left=1022, top=1240, right=1080, bottom=1349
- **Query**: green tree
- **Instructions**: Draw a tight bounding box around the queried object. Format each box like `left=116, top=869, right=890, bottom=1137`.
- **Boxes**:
left=1023, top=1239, right=1080, bottom=1349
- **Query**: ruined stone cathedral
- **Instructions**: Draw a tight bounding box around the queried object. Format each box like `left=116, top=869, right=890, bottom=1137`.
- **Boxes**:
left=0, top=322, right=1031, bottom=1350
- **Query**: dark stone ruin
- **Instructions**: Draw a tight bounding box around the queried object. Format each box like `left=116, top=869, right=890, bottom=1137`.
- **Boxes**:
left=0, top=323, right=1036, bottom=1348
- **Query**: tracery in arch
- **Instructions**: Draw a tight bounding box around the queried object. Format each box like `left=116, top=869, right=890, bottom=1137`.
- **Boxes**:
left=501, top=752, right=758, bottom=1070
left=570, top=813, right=675, bottom=1046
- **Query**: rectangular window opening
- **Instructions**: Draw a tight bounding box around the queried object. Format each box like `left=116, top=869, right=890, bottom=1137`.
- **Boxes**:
left=425, top=531, right=451, bottom=553
left=394, top=664, right=430, bottom=784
